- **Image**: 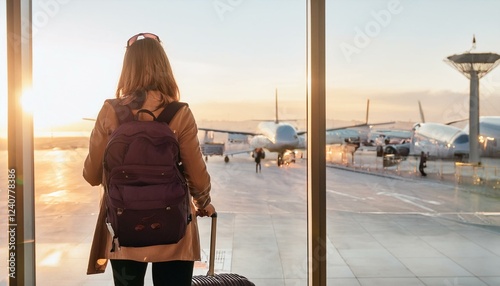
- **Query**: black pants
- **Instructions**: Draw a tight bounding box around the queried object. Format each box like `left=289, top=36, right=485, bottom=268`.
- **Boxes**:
left=255, top=162, right=261, bottom=173
left=419, top=164, right=427, bottom=176
left=110, top=259, right=194, bottom=286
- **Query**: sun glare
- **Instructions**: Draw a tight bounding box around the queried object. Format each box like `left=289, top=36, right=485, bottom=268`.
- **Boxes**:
left=21, top=87, right=35, bottom=114
left=39, top=250, right=62, bottom=267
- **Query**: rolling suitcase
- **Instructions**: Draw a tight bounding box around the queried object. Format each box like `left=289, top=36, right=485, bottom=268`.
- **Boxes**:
left=192, top=213, right=255, bottom=286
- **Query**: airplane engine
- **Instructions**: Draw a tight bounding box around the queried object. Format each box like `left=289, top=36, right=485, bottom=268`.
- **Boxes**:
left=384, top=144, right=410, bottom=157
left=384, top=145, right=398, bottom=155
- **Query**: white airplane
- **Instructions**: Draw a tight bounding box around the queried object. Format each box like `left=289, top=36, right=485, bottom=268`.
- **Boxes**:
left=198, top=121, right=305, bottom=166
left=460, top=116, right=500, bottom=158
left=366, top=100, right=427, bottom=149
left=410, top=122, right=469, bottom=159
left=381, top=102, right=500, bottom=160
left=381, top=101, right=469, bottom=160
left=199, top=90, right=306, bottom=166
left=325, top=99, right=395, bottom=147
left=200, top=96, right=393, bottom=166
left=369, top=129, right=412, bottom=146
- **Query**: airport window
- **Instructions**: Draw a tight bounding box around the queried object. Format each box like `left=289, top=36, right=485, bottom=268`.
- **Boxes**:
left=1, top=5, right=6, bottom=148
left=6, top=1, right=310, bottom=284
left=5, top=1, right=500, bottom=285
left=1, top=2, right=7, bottom=223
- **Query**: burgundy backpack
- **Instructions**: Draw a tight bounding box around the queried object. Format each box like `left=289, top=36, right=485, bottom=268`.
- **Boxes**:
left=103, top=99, right=190, bottom=250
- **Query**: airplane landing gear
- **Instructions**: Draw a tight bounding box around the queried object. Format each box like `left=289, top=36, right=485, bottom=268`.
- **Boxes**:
left=277, top=153, right=284, bottom=166
left=224, top=156, right=229, bottom=163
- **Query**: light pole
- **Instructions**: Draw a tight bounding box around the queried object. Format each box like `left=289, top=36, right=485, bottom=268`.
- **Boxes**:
left=446, top=44, right=500, bottom=165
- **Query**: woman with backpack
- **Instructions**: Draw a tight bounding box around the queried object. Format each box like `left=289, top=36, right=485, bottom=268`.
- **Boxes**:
left=83, top=32, right=215, bottom=286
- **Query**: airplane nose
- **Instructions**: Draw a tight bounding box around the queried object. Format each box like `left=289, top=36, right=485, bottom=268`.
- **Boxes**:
left=276, top=125, right=299, bottom=144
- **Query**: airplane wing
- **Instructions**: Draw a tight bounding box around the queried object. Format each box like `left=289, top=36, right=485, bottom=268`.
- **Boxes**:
left=198, top=128, right=258, bottom=163
left=325, top=123, right=369, bottom=132
left=297, top=123, right=369, bottom=136
left=323, top=121, right=395, bottom=132
left=295, top=121, right=395, bottom=137
left=82, top=120, right=261, bottom=136
left=198, top=127, right=258, bottom=136
left=445, top=118, right=467, bottom=125
left=224, top=147, right=255, bottom=156
left=320, top=99, right=394, bottom=133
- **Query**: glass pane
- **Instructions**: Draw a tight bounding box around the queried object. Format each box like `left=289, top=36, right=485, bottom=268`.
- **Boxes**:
left=13, top=1, right=500, bottom=285
left=0, top=3, right=7, bottom=283
left=326, top=1, right=500, bottom=285
left=29, top=1, right=307, bottom=285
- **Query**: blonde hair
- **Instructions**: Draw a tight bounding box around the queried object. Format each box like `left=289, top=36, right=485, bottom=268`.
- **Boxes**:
left=116, top=37, right=179, bottom=108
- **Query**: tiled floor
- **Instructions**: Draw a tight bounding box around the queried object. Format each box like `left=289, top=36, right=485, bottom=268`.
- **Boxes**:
left=1, top=150, right=500, bottom=285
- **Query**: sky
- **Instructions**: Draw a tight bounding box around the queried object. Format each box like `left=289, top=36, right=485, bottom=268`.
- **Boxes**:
left=1, top=0, right=500, bottom=136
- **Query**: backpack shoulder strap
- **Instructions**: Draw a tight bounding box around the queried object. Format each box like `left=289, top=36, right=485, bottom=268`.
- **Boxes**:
left=156, top=101, right=188, bottom=124
left=106, top=99, right=134, bottom=124
left=157, top=102, right=189, bottom=169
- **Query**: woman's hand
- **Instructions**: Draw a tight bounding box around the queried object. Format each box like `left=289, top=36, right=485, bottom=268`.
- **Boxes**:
left=196, top=203, right=216, bottom=217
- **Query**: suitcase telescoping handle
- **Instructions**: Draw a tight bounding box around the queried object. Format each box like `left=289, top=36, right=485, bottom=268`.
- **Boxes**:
left=207, top=212, right=218, bottom=276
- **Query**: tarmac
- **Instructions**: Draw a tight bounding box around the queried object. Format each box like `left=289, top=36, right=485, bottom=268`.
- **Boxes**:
left=1, top=147, right=500, bottom=285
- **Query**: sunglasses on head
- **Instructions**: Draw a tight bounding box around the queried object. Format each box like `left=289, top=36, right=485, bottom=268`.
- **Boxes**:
left=127, top=33, right=161, bottom=47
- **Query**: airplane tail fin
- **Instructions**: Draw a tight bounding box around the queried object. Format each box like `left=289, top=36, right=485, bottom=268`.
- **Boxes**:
left=275, top=88, right=279, bottom=124
left=418, top=100, right=426, bottom=123
left=365, top=99, right=370, bottom=125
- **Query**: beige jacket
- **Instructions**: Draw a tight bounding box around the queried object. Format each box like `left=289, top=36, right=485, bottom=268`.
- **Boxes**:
left=83, top=95, right=211, bottom=274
